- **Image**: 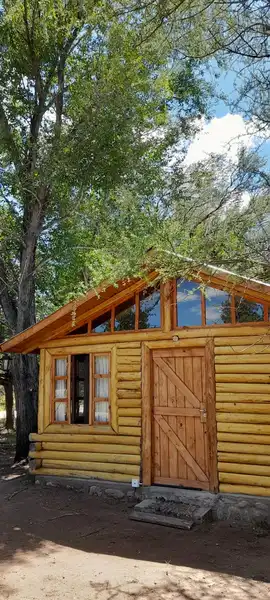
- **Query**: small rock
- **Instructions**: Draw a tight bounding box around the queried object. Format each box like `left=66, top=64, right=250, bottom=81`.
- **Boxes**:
left=252, top=509, right=269, bottom=524
left=35, top=479, right=40, bottom=485
left=238, top=500, right=248, bottom=509
left=104, top=488, right=124, bottom=500
left=255, top=502, right=268, bottom=513
left=227, top=506, right=243, bottom=522
left=127, top=490, right=135, bottom=501
left=46, top=481, right=56, bottom=487
left=89, top=485, right=102, bottom=497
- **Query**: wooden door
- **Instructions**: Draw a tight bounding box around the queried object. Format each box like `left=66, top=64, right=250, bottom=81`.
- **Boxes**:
left=152, top=347, right=215, bottom=490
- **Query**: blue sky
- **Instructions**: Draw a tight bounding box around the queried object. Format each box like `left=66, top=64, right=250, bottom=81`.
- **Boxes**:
left=186, top=65, right=270, bottom=168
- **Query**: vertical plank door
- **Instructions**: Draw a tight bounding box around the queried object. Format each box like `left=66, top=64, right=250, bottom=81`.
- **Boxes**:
left=152, top=347, right=213, bottom=490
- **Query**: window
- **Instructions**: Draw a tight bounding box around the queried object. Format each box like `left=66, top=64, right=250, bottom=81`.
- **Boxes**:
left=71, top=354, right=89, bottom=424
left=176, top=279, right=202, bottom=327
left=52, top=353, right=110, bottom=425
left=52, top=358, right=69, bottom=422
left=139, top=287, right=161, bottom=329
left=235, top=297, right=264, bottom=322
left=90, top=286, right=161, bottom=333
left=114, top=297, right=136, bottom=331
left=205, top=287, right=231, bottom=325
left=92, top=354, right=110, bottom=423
left=175, top=278, right=269, bottom=327
left=92, top=311, right=111, bottom=333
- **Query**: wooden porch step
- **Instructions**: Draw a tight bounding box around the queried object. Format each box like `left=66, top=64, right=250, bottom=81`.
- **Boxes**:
left=129, top=510, right=194, bottom=530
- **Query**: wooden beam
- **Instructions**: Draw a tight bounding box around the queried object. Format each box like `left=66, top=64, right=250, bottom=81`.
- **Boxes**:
left=110, top=345, right=118, bottom=433
left=205, top=339, right=218, bottom=492
left=220, top=484, right=270, bottom=497
left=215, top=364, right=270, bottom=373
left=218, top=452, right=270, bottom=465
left=162, top=281, right=173, bottom=332
left=154, top=476, right=209, bottom=491
left=30, top=451, right=140, bottom=464
left=219, top=471, right=270, bottom=488
left=218, top=433, right=270, bottom=445
left=38, top=349, right=45, bottom=433
left=141, top=343, right=152, bottom=486
left=43, top=350, right=52, bottom=430
left=31, top=468, right=133, bottom=482
left=30, top=432, right=141, bottom=444
left=218, top=422, right=270, bottom=434
left=153, top=406, right=200, bottom=417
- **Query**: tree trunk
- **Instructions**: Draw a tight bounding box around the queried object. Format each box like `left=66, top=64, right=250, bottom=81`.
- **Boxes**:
left=12, top=354, right=38, bottom=462
left=4, top=378, right=13, bottom=430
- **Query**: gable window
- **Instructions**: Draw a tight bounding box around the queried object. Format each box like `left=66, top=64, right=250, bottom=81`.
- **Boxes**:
left=114, top=297, right=136, bottom=331
left=174, top=279, right=269, bottom=327
left=90, top=286, right=161, bottom=333
left=92, top=311, right=111, bottom=333
left=235, top=297, right=264, bottom=322
left=205, top=287, right=231, bottom=325
left=176, top=279, right=202, bottom=327
left=139, top=287, right=161, bottom=329
left=52, top=353, right=110, bottom=425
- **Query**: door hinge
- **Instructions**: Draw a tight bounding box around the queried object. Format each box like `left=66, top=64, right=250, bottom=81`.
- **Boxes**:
left=200, top=408, right=207, bottom=423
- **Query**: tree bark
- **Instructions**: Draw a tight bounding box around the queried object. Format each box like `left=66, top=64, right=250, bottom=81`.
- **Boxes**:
left=4, top=378, right=13, bottom=430
left=11, top=193, right=47, bottom=460
left=12, top=354, right=38, bottom=462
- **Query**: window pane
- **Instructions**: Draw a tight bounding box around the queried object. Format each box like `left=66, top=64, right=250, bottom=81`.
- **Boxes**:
left=71, top=354, right=89, bottom=425
left=78, top=398, right=85, bottom=416
left=115, top=297, right=135, bottom=331
left=67, top=323, right=88, bottom=335
left=235, top=297, right=264, bottom=322
left=95, top=401, right=109, bottom=423
left=77, top=380, right=85, bottom=398
left=205, top=287, right=231, bottom=325
left=91, top=311, right=111, bottom=333
left=95, top=377, right=109, bottom=398
left=95, top=355, right=109, bottom=375
left=55, top=379, right=67, bottom=398
left=139, top=288, right=161, bottom=329
left=55, top=358, right=67, bottom=377
left=55, top=402, right=67, bottom=422
left=176, top=279, right=202, bottom=327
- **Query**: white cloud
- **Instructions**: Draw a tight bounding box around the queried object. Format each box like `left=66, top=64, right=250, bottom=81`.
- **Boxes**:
left=184, top=114, right=255, bottom=166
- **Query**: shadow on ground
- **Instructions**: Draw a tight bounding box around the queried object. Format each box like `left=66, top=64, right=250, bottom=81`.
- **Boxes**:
left=0, top=432, right=269, bottom=599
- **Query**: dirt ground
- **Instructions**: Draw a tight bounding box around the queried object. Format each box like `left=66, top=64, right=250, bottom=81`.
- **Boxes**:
left=0, top=435, right=270, bottom=599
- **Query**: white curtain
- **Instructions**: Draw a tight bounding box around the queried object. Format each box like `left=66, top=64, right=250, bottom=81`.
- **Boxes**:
left=55, top=379, right=67, bottom=398
left=55, top=358, right=67, bottom=376
left=95, top=377, right=109, bottom=398
left=95, top=401, right=109, bottom=422
left=55, top=402, right=67, bottom=422
left=95, top=356, right=109, bottom=375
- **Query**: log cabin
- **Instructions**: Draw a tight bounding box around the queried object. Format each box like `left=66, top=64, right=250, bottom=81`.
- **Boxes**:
left=2, top=264, right=270, bottom=497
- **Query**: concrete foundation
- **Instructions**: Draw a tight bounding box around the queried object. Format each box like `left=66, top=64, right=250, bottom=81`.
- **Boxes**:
left=34, top=475, right=270, bottom=526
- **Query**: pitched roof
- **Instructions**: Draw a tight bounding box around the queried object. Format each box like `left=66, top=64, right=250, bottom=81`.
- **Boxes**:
left=1, top=264, right=270, bottom=354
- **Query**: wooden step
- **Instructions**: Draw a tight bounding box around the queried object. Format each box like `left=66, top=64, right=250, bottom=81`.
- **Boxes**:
left=129, top=511, right=194, bottom=530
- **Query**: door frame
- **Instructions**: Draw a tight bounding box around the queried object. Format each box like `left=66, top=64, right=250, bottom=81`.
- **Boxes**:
left=141, top=340, right=218, bottom=492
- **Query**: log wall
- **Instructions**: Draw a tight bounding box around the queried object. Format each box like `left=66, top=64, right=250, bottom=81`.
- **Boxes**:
left=30, top=340, right=142, bottom=483
left=215, top=332, right=270, bottom=497
left=30, top=323, right=270, bottom=496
